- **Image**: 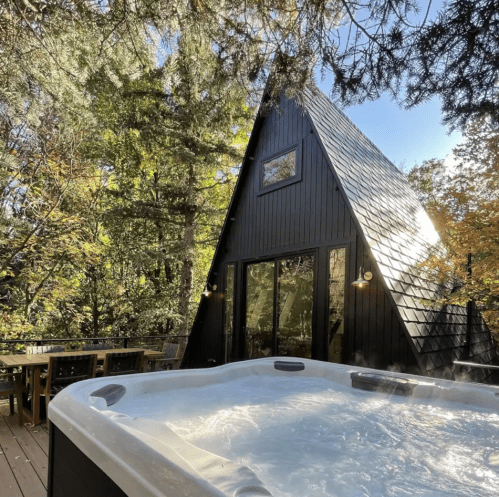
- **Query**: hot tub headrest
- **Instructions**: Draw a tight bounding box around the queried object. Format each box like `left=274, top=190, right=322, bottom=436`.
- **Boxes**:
left=351, top=372, right=418, bottom=396
left=273, top=360, right=305, bottom=372
left=90, top=384, right=126, bottom=406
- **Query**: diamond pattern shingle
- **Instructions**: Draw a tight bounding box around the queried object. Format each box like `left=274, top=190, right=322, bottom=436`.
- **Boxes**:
left=303, top=87, right=498, bottom=381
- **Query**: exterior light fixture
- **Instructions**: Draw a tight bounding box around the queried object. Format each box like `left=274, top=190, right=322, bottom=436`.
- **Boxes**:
left=351, top=267, right=372, bottom=288
left=202, top=282, right=217, bottom=297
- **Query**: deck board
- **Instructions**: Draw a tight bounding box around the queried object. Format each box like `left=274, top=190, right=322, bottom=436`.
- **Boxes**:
left=0, top=449, right=24, bottom=497
left=0, top=401, right=48, bottom=497
left=5, top=416, right=48, bottom=486
left=26, top=424, right=49, bottom=457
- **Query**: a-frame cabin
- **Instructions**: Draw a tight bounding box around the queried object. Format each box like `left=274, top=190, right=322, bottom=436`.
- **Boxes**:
left=183, top=86, right=499, bottom=383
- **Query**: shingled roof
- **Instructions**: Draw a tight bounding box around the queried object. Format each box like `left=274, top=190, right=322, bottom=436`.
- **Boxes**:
left=302, top=87, right=498, bottom=381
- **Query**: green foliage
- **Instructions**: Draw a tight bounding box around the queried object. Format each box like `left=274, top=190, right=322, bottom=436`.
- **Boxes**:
left=0, top=7, right=253, bottom=340
left=96, top=29, right=253, bottom=336
left=408, top=119, right=499, bottom=337
left=0, top=1, right=154, bottom=339
left=3, top=0, right=496, bottom=342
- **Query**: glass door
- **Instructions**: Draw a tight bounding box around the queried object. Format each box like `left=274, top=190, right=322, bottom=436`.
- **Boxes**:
left=245, top=255, right=314, bottom=359
left=225, top=264, right=235, bottom=363
left=277, top=256, right=314, bottom=358
left=245, top=262, right=275, bottom=359
left=328, top=248, right=346, bottom=363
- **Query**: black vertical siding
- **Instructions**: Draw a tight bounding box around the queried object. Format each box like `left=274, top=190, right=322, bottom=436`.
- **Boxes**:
left=184, top=98, right=418, bottom=370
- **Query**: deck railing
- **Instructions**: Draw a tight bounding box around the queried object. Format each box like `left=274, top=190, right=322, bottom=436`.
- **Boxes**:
left=453, top=360, right=499, bottom=379
left=0, top=335, right=190, bottom=354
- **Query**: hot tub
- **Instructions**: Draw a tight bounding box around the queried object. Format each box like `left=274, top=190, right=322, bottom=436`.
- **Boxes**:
left=48, top=358, right=499, bottom=497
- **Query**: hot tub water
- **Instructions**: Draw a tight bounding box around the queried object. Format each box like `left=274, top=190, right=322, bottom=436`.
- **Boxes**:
left=114, top=375, right=499, bottom=497
left=49, top=359, right=499, bottom=497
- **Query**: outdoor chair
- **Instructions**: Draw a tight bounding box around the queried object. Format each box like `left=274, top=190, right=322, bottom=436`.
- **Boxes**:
left=81, top=342, right=114, bottom=351
left=25, top=345, right=68, bottom=391
left=101, top=350, right=144, bottom=377
left=42, top=354, right=98, bottom=416
left=149, top=342, right=181, bottom=371
left=26, top=345, right=66, bottom=354
left=0, top=372, right=25, bottom=425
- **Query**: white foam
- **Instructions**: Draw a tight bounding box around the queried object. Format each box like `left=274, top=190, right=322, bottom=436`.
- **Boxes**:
left=115, top=375, right=499, bottom=497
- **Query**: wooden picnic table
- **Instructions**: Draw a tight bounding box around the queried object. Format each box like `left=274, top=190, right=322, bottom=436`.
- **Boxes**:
left=0, top=348, right=162, bottom=425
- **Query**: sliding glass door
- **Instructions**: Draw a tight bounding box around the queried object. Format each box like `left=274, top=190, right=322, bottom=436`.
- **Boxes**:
left=225, top=264, right=235, bottom=363
left=245, top=262, right=275, bottom=359
left=328, top=248, right=346, bottom=363
left=277, top=256, right=314, bottom=357
left=245, top=255, right=314, bottom=359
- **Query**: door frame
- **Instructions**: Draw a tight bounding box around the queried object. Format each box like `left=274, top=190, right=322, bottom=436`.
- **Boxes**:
left=240, top=248, right=318, bottom=360
left=324, top=243, right=350, bottom=363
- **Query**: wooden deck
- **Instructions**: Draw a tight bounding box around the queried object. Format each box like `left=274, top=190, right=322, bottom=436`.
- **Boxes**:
left=0, top=400, right=48, bottom=497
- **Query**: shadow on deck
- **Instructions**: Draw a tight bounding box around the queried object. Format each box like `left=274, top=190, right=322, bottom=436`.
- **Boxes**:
left=0, top=400, right=48, bottom=497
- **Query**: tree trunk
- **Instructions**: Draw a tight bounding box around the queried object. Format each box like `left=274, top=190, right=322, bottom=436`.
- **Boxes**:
left=91, top=266, right=100, bottom=337
left=177, top=163, right=196, bottom=355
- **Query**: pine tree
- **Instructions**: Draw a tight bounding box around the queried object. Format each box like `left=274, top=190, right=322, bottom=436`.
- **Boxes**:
left=95, top=29, right=253, bottom=341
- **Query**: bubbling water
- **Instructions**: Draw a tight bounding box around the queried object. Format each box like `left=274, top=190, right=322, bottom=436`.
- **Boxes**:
left=118, top=375, right=499, bottom=497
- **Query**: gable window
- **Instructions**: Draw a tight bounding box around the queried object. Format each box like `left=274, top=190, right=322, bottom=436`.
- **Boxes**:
left=259, top=142, right=302, bottom=194
left=263, top=150, right=296, bottom=186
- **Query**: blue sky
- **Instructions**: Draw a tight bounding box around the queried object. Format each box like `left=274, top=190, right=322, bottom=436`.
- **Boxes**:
left=323, top=86, right=462, bottom=172
left=315, top=0, right=461, bottom=172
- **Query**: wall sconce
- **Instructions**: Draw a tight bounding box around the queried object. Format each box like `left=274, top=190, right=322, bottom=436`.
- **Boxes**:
left=351, top=267, right=372, bottom=288
left=202, top=282, right=217, bottom=297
